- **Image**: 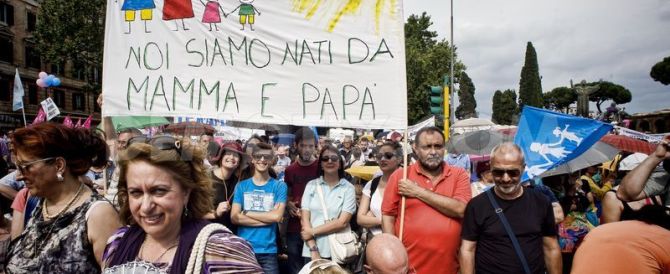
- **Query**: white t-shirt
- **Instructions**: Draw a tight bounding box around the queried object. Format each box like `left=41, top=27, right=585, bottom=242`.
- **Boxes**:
left=362, top=179, right=384, bottom=235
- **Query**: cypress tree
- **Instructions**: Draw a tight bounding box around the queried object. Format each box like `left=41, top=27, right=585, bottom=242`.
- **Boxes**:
left=456, top=71, right=478, bottom=119
left=518, top=42, right=543, bottom=109
left=491, top=90, right=503, bottom=124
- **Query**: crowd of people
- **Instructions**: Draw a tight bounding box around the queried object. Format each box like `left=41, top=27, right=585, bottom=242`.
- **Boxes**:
left=0, top=122, right=667, bottom=274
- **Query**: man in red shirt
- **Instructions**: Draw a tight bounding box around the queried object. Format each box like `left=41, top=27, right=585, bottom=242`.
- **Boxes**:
left=382, top=126, right=471, bottom=274
left=284, top=127, right=318, bottom=274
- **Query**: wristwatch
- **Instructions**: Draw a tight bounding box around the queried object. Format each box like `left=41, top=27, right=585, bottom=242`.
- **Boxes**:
left=309, top=245, right=319, bottom=252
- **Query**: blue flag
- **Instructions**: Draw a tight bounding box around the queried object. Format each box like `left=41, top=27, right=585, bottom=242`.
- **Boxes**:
left=12, top=68, right=24, bottom=111
left=514, top=106, right=613, bottom=181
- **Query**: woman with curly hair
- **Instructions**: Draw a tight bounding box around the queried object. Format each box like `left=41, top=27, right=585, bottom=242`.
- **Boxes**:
left=102, top=135, right=262, bottom=273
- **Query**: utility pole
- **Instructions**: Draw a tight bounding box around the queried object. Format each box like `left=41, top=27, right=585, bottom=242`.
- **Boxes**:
left=449, top=0, right=455, bottom=139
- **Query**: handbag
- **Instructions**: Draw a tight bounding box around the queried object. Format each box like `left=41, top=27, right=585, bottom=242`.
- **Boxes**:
left=315, top=181, right=362, bottom=264
left=185, top=223, right=228, bottom=274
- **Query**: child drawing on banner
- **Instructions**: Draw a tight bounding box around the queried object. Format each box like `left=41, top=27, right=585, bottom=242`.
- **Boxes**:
left=552, top=125, right=583, bottom=146
left=229, top=0, right=261, bottom=31
left=120, top=0, right=156, bottom=33
left=200, top=0, right=228, bottom=31
left=527, top=123, right=580, bottom=177
left=162, top=0, right=195, bottom=31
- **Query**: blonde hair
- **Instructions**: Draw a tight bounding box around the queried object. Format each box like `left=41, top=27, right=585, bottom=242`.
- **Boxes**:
left=116, top=137, right=214, bottom=225
left=305, top=259, right=349, bottom=274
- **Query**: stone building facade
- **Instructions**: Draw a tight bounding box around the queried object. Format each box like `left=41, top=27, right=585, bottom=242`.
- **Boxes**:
left=0, top=0, right=100, bottom=132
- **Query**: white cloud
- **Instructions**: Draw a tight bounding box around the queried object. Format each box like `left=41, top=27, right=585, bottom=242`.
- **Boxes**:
left=404, top=0, right=670, bottom=119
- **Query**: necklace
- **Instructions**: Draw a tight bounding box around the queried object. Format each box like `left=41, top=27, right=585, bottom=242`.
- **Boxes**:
left=43, top=183, right=85, bottom=219
left=139, top=238, right=180, bottom=263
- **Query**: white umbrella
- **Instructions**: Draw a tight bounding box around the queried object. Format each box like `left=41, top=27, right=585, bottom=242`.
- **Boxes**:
left=619, top=152, right=648, bottom=171
left=540, top=142, right=620, bottom=177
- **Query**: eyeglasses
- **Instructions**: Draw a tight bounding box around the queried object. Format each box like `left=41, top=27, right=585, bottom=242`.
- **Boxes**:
left=320, top=155, right=340, bottom=162
left=376, top=152, right=397, bottom=160
left=252, top=153, right=273, bottom=160
left=491, top=168, right=521, bottom=178
left=16, top=157, right=56, bottom=174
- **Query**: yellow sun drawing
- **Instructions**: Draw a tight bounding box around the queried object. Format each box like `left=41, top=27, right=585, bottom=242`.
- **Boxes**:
left=291, top=0, right=397, bottom=33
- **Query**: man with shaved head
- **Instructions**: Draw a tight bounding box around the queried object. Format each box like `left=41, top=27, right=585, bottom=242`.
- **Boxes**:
left=460, top=142, right=561, bottom=274
left=364, top=234, right=409, bottom=274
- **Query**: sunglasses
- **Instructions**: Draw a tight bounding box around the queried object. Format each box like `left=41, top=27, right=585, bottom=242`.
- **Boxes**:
left=16, top=157, right=56, bottom=174
left=320, top=155, right=340, bottom=163
left=376, top=152, right=397, bottom=160
left=491, top=168, right=521, bottom=178
left=252, top=153, right=273, bottom=160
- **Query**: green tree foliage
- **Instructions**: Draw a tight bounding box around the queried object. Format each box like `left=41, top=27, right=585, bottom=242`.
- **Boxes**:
left=583, top=81, right=632, bottom=113
left=650, top=56, right=670, bottom=85
left=518, top=42, right=543, bottom=108
left=492, top=89, right=519, bottom=125
left=405, top=12, right=464, bottom=125
left=543, top=87, right=577, bottom=113
left=455, top=71, right=477, bottom=119
left=35, top=0, right=105, bottom=89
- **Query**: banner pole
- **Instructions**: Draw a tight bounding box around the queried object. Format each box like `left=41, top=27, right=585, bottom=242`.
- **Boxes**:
left=399, top=128, right=409, bottom=240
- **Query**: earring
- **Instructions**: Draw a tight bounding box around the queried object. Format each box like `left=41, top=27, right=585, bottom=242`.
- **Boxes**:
left=56, top=173, right=64, bottom=182
left=183, top=205, right=189, bottom=218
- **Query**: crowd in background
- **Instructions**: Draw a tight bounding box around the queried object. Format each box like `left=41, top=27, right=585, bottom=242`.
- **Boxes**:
left=0, top=123, right=666, bottom=274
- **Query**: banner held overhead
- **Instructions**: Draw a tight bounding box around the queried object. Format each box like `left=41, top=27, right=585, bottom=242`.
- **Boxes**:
left=103, top=0, right=408, bottom=129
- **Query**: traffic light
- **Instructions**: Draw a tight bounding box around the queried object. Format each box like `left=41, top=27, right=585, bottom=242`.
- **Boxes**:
left=430, top=86, right=444, bottom=119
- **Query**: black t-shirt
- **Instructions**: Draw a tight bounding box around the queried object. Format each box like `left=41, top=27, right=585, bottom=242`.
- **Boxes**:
left=210, top=169, right=238, bottom=233
left=461, top=188, right=557, bottom=274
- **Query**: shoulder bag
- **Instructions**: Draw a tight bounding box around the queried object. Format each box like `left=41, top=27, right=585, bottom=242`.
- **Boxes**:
left=485, top=189, right=531, bottom=274
left=315, top=181, right=362, bottom=264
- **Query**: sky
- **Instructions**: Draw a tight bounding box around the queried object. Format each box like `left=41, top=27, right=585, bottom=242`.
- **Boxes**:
left=403, top=0, right=670, bottom=119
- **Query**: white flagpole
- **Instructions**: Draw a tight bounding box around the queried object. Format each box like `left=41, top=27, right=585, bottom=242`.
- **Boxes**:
left=21, top=105, right=27, bottom=127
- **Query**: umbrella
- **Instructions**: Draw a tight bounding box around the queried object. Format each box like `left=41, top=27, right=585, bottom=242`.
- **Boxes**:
left=540, top=141, right=619, bottom=177
left=165, top=121, right=216, bottom=136
left=447, top=129, right=514, bottom=155
left=100, top=116, right=170, bottom=131
left=600, top=134, right=655, bottom=155
left=345, top=166, right=380, bottom=182
left=619, top=152, right=648, bottom=171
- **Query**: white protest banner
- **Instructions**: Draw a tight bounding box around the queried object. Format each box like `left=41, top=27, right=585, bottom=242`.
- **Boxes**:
left=40, top=98, right=60, bottom=121
left=407, top=116, right=435, bottom=141
left=615, top=126, right=662, bottom=143
left=103, top=0, right=408, bottom=129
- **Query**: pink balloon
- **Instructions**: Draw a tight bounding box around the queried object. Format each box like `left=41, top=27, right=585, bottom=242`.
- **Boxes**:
left=38, top=71, right=47, bottom=79
left=36, top=78, right=46, bottom=88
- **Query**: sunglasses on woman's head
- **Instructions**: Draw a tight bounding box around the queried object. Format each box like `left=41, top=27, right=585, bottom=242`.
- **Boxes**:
left=128, top=135, right=180, bottom=151
left=320, top=155, right=339, bottom=162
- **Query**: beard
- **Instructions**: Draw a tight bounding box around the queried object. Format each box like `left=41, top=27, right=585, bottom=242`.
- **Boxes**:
left=418, top=156, right=442, bottom=172
left=495, top=182, right=522, bottom=195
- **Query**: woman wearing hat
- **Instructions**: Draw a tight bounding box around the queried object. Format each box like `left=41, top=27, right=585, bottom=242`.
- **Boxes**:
left=205, top=142, right=248, bottom=232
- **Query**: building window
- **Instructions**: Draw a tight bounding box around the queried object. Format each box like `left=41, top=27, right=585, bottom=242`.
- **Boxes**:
left=0, top=78, right=10, bottom=101
left=94, top=92, right=101, bottom=112
left=73, top=64, right=86, bottom=81
left=26, top=11, right=36, bottom=32
left=28, top=84, right=38, bottom=104
left=52, top=89, right=65, bottom=109
left=72, top=93, right=85, bottom=111
left=0, top=36, right=12, bottom=63
left=25, top=45, right=41, bottom=69
left=0, top=3, right=14, bottom=26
